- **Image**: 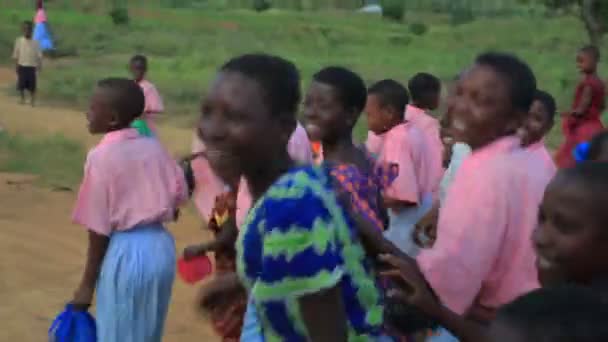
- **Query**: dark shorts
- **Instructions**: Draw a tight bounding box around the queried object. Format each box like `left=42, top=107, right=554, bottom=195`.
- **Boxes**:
left=17, top=65, right=37, bottom=92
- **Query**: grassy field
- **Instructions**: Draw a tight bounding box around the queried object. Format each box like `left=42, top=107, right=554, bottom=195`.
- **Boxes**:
left=1, top=4, right=606, bottom=149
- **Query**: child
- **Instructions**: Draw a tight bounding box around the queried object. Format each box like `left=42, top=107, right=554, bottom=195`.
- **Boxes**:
left=183, top=185, right=246, bottom=342
left=12, top=21, right=42, bottom=106
left=407, top=73, right=444, bottom=198
left=366, top=79, right=434, bottom=256
left=555, top=45, right=605, bottom=168
left=198, top=53, right=386, bottom=341
left=380, top=162, right=608, bottom=342
left=130, top=55, right=164, bottom=134
left=487, top=285, right=608, bottom=342
left=33, top=0, right=54, bottom=51
left=521, top=89, right=557, bottom=176
left=70, top=78, right=187, bottom=342
left=303, top=66, right=395, bottom=232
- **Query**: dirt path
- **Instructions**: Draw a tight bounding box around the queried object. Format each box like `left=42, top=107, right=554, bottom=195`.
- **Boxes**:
left=0, top=67, right=218, bottom=341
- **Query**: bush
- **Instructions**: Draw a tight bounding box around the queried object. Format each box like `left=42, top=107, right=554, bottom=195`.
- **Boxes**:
left=409, top=22, right=428, bottom=36
left=381, top=0, right=405, bottom=22
left=449, top=6, right=475, bottom=26
left=253, top=0, right=271, bottom=12
left=109, top=7, right=130, bottom=26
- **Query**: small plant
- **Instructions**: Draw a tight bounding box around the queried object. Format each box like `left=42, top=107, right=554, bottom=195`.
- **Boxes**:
left=449, top=6, right=475, bottom=26
left=409, top=22, right=428, bottom=36
left=109, top=7, right=130, bottom=26
left=380, top=0, right=405, bottom=22
left=253, top=0, right=271, bottom=12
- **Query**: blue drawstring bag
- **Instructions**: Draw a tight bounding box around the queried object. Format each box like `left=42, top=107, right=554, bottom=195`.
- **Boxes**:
left=48, top=304, right=96, bottom=342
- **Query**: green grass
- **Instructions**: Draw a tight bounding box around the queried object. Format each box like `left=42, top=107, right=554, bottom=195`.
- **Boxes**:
left=0, top=132, right=85, bottom=187
left=1, top=5, right=606, bottom=148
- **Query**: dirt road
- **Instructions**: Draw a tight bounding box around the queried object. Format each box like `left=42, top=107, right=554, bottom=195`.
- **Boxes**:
left=0, top=67, right=218, bottom=341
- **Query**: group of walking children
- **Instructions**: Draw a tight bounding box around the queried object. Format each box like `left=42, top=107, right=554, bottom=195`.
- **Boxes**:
left=65, top=44, right=608, bottom=342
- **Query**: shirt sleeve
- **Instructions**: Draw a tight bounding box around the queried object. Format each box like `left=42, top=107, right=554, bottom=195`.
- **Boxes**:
left=144, top=84, right=164, bottom=114
left=417, top=165, right=507, bottom=314
left=12, top=38, right=20, bottom=61
left=250, top=173, right=344, bottom=302
left=382, top=134, right=419, bottom=204
left=72, top=151, right=112, bottom=236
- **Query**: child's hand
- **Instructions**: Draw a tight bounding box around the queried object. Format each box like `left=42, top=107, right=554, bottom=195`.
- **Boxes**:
left=197, top=273, right=243, bottom=313
left=379, top=254, right=440, bottom=318
left=413, top=207, right=438, bottom=248
left=183, top=244, right=207, bottom=260
left=71, top=285, right=94, bottom=311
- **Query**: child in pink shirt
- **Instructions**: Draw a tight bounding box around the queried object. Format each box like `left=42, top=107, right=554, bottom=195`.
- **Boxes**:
left=520, top=89, right=557, bottom=178
left=70, top=78, right=187, bottom=342
left=407, top=73, right=444, bottom=199
left=374, top=53, right=550, bottom=342
left=366, top=79, right=434, bottom=256
left=130, top=54, right=164, bottom=134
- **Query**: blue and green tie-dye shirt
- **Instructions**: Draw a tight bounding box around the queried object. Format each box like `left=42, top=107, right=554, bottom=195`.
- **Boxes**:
left=236, top=166, right=384, bottom=342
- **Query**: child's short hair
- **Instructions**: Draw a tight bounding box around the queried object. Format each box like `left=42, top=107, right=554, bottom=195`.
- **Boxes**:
left=561, top=162, right=608, bottom=229
left=97, top=78, right=145, bottom=124
left=408, top=73, right=440, bottom=106
left=587, top=131, right=608, bottom=161
left=368, top=79, right=409, bottom=116
left=221, top=54, right=301, bottom=120
left=130, top=54, right=148, bottom=69
left=23, top=20, right=33, bottom=28
left=581, top=45, right=600, bottom=61
left=475, top=52, right=537, bottom=113
left=313, top=66, right=367, bottom=113
left=496, top=285, right=608, bottom=341
left=534, top=89, right=556, bottom=123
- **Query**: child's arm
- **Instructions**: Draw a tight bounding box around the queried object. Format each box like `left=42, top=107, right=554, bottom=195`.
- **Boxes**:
left=12, top=38, right=19, bottom=68
left=379, top=254, right=487, bottom=342
left=72, top=230, right=110, bottom=310
left=572, top=85, right=593, bottom=117
left=36, top=42, right=42, bottom=71
left=183, top=219, right=239, bottom=259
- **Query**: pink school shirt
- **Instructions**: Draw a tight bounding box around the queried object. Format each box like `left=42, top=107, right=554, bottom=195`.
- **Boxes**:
left=405, top=105, right=444, bottom=199
left=374, top=122, right=431, bottom=204
left=527, top=140, right=557, bottom=177
left=138, top=79, right=164, bottom=128
left=235, top=122, right=313, bottom=227
left=72, top=129, right=187, bottom=236
left=34, top=9, right=47, bottom=24
left=417, top=136, right=550, bottom=314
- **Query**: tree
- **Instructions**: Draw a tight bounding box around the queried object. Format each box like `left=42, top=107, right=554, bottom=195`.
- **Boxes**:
left=540, top=0, right=605, bottom=47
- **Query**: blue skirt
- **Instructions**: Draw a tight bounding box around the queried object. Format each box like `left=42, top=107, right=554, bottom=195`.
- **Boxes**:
left=96, top=224, right=176, bottom=342
left=33, top=22, right=54, bottom=51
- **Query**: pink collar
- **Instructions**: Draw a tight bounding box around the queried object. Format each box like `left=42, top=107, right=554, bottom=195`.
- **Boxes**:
left=471, top=135, right=521, bottom=159
left=98, top=128, right=140, bottom=147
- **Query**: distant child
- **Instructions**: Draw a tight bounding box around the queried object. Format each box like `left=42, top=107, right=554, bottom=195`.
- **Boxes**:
left=574, top=130, right=608, bottom=162
left=555, top=45, right=605, bottom=168
left=12, top=21, right=42, bottom=106
left=303, top=66, right=395, bottom=233
left=33, top=0, right=54, bottom=51
left=366, top=79, right=434, bottom=256
left=70, top=78, right=187, bottom=342
left=487, top=285, right=608, bottom=342
left=521, top=89, right=557, bottom=176
left=130, top=55, right=164, bottom=134
left=407, top=73, right=444, bottom=199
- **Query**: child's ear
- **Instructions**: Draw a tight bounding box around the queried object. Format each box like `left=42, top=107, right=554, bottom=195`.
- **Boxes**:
left=108, top=111, right=121, bottom=129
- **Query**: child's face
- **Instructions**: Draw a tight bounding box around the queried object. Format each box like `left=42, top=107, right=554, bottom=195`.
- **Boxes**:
left=520, top=100, right=552, bottom=146
left=198, top=71, right=292, bottom=182
left=130, top=61, right=146, bottom=82
left=446, top=64, right=520, bottom=150
left=365, top=94, right=393, bottom=135
left=533, top=175, right=608, bottom=287
left=577, top=51, right=596, bottom=74
left=86, top=87, right=117, bottom=134
left=22, top=23, right=32, bottom=37
left=303, top=81, right=354, bottom=142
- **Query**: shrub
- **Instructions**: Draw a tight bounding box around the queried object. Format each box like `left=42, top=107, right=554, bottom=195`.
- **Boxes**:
left=109, top=7, right=130, bottom=26
left=409, top=22, right=428, bottom=36
left=449, top=6, right=475, bottom=26
left=381, top=0, right=405, bottom=22
left=253, top=0, right=271, bottom=12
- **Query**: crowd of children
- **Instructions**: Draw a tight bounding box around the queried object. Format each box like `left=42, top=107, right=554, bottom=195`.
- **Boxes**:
left=62, top=42, right=608, bottom=342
